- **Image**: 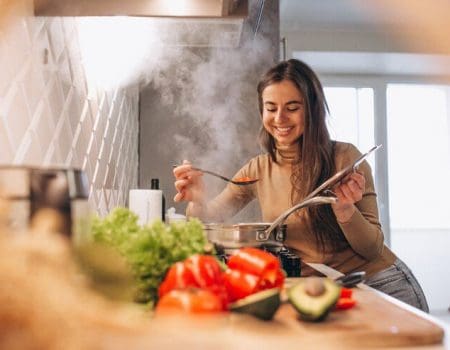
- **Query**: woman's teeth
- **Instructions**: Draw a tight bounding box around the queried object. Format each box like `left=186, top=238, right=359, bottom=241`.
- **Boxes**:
left=275, top=126, right=292, bottom=135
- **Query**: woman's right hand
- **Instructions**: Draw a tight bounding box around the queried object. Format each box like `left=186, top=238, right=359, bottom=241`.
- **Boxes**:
left=173, top=160, right=205, bottom=204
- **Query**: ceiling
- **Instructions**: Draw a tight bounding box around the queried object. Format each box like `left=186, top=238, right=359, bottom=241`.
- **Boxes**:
left=279, top=0, right=411, bottom=32
left=278, top=0, right=450, bottom=76
left=280, top=0, right=450, bottom=31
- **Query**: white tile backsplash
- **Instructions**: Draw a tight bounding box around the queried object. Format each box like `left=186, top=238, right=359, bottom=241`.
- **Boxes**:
left=0, top=1, right=139, bottom=213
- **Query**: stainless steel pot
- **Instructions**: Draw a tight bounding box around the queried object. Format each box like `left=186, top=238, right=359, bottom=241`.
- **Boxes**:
left=203, top=222, right=287, bottom=250
left=0, top=165, right=90, bottom=237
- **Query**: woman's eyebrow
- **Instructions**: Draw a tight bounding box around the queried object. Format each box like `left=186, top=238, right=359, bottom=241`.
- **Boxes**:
left=264, top=100, right=302, bottom=105
left=286, top=100, right=303, bottom=105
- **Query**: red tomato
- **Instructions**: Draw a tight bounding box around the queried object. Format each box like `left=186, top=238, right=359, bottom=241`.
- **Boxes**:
left=158, top=262, right=196, bottom=298
left=227, top=247, right=280, bottom=276
left=222, top=268, right=260, bottom=302
left=335, top=297, right=357, bottom=310
left=340, top=287, right=353, bottom=298
left=156, top=289, right=223, bottom=314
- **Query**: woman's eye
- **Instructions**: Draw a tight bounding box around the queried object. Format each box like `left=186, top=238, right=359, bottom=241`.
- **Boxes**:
left=287, top=104, right=302, bottom=112
left=266, top=108, right=277, bottom=112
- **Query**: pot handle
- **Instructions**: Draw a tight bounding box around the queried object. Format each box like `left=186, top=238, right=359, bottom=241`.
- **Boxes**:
left=257, top=196, right=338, bottom=241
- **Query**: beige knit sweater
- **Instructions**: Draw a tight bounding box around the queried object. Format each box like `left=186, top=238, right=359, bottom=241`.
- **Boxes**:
left=188, top=141, right=396, bottom=277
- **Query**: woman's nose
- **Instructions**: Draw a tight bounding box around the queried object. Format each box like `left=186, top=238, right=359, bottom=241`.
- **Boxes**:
left=274, top=109, right=287, bottom=122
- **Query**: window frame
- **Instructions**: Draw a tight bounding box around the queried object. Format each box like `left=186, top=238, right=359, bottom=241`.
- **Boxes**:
left=319, top=73, right=450, bottom=247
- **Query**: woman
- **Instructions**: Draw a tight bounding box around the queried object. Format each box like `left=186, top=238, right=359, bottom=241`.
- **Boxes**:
left=173, top=59, right=429, bottom=312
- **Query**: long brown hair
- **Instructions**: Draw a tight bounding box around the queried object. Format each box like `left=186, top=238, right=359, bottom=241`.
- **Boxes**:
left=257, top=59, right=347, bottom=252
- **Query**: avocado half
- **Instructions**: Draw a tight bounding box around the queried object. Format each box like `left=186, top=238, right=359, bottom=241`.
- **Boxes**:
left=230, top=288, right=281, bottom=321
left=288, top=278, right=341, bottom=322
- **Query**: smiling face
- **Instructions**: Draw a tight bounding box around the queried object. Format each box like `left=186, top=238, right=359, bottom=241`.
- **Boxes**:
left=261, top=79, right=305, bottom=146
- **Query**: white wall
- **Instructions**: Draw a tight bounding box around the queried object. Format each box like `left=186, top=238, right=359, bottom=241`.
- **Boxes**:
left=0, top=1, right=139, bottom=215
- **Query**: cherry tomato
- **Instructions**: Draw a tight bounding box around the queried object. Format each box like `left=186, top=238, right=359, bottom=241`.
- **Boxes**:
left=156, top=289, right=223, bottom=314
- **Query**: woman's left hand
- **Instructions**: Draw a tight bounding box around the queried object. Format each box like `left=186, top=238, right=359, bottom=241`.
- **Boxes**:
left=331, top=171, right=365, bottom=224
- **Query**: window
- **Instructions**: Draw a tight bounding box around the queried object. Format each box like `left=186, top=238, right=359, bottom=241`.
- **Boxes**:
left=324, top=87, right=376, bottom=170
left=387, top=84, right=450, bottom=229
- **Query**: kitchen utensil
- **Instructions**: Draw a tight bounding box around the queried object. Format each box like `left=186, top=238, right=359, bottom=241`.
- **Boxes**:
left=335, top=271, right=366, bottom=288
left=0, top=165, right=90, bottom=238
left=203, top=222, right=287, bottom=252
left=261, top=145, right=382, bottom=239
left=261, top=196, right=338, bottom=241
left=304, top=144, right=382, bottom=201
left=173, top=165, right=258, bottom=185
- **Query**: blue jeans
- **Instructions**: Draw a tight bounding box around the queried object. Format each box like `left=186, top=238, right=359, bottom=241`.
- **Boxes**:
left=365, top=258, right=429, bottom=313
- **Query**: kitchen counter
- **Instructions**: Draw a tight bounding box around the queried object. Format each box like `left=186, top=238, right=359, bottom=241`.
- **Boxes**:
left=137, top=265, right=448, bottom=350
left=0, top=231, right=447, bottom=349
left=144, top=286, right=448, bottom=350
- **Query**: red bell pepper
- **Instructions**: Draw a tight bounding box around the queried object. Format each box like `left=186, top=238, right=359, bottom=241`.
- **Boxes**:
left=340, top=287, right=353, bottom=298
left=222, top=268, right=260, bottom=302
left=156, top=288, right=223, bottom=314
left=227, top=247, right=280, bottom=276
left=335, top=297, right=357, bottom=310
left=224, top=248, right=285, bottom=301
left=158, top=261, right=196, bottom=298
left=158, top=255, right=229, bottom=309
left=258, top=267, right=285, bottom=290
left=184, top=254, right=223, bottom=288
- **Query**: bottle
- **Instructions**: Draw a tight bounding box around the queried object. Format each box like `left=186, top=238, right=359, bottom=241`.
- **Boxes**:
left=151, top=178, right=165, bottom=222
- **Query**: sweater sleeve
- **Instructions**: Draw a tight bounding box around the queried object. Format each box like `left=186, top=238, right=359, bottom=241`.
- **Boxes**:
left=186, top=160, right=256, bottom=222
left=336, top=146, right=385, bottom=261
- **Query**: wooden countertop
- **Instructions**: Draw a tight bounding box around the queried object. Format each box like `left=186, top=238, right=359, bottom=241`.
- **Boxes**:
left=142, top=265, right=447, bottom=350
left=0, top=232, right=446, bottom=349
left=146, top=286, right=447, bottom=350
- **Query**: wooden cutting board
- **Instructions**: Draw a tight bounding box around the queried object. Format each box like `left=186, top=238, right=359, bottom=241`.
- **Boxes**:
left=267, top=287, right=445, bottom=348
left=151, top=286, right=445, bottom=350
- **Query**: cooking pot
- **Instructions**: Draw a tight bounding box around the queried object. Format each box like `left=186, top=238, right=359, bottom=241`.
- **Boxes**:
left=0, top=165, right=90, bottom=237
left=203, top=222, right=287, bottom=251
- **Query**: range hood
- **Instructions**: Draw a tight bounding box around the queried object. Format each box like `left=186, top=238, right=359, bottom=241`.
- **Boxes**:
left=34, top=0, right=248, bottom=47
left=34, top=0, right=247, bottom=18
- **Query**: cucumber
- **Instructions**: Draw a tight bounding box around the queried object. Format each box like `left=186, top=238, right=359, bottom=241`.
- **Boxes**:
left=288, top=277, right=341, bottom=322
left=229, top=288, right=281, bottom=321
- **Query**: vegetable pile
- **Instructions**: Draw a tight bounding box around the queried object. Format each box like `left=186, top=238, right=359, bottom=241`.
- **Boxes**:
left=91, top=207, right=210, bottom=306
left=156, top=247, right=285, bottom=320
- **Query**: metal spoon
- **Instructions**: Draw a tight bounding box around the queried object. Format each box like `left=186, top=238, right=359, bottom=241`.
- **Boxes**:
left=173, top=165, right=259, bottom=186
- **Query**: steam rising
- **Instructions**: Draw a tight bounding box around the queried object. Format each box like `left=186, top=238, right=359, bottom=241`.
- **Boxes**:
left=77, top=16, right=275, bottom=174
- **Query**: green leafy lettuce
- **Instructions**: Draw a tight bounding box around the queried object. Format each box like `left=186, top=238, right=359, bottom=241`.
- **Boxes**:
left=90, top=207, right=209, bottom=306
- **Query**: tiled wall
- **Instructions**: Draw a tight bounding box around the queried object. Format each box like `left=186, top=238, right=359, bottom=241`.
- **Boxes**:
left=0, top=1, right=139, bottom=215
